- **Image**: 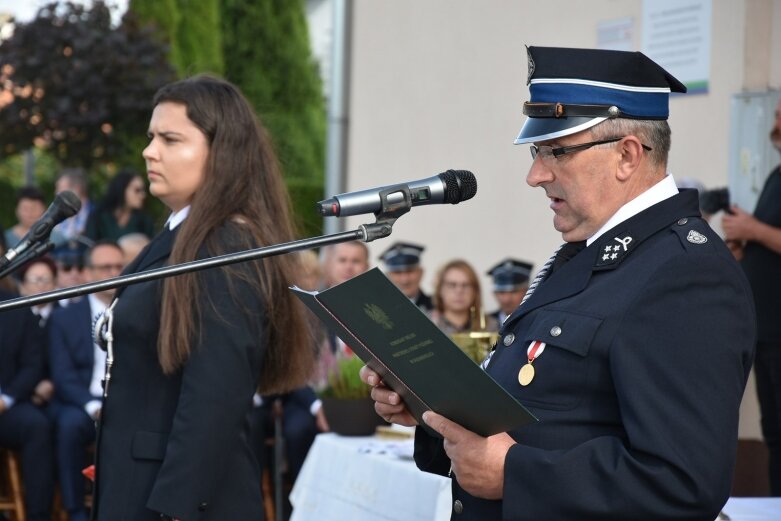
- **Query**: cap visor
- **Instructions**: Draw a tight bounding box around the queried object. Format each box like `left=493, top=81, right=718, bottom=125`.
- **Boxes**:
left=514, top=116, right=606, bottom=144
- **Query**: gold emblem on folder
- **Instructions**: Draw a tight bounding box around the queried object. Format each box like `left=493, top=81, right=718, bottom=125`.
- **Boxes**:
left=364, top=303, right=394, bottom=330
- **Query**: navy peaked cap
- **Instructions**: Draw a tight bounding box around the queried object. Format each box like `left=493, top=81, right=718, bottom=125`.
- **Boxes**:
left=379, top=242, right=425, bottom=271
left=515, top=46, right=687, bottom=144
left=488, top=258, right=533, bottom=292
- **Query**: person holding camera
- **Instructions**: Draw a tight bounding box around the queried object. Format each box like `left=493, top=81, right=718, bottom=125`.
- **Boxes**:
left=723, top=97, right=781, bottom=496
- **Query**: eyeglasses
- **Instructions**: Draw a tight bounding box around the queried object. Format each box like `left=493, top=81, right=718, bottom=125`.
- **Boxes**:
left=24, top=276, right=54, bottom=286
left=59, top=264, right=83, bottom=273
left=442, top=281, right=473, bottom=292
left=133, top=187, right=146, bottom=194
left=90, top=263, right=124, bottom=273
left=529, top=136, right=652, bottom=161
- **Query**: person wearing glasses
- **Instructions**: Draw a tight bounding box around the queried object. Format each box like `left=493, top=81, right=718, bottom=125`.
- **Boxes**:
left=362, top=46, right=755, bottom=520
left=429, top=259, right=496, bottom=335
left=48, top=241, right=124, bottom=521
left=17, top=256, right=61, bottom=408
left=85, top=169, right=155, bottom=242
left=90, top=75, right=315, bottom=521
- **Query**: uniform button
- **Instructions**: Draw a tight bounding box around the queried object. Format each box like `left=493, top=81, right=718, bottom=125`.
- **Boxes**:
left=550, top=326, right=562, bottom=337
left=503, top=333, right=515, bottom=346
left=453, top=499, right=463, bottom=514
left=198, top=502, right=208, bottom=511
left=677, top=217, right=688, bottom=225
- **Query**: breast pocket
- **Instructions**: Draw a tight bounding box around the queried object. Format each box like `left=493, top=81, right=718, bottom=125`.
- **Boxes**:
left=513, top=309, right=603, bottom=411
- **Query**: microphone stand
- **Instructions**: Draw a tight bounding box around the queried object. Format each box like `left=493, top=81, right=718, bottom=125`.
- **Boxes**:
left=0, top=240, right=56, bottom=281
left=0, top=187, right=412, bottom=313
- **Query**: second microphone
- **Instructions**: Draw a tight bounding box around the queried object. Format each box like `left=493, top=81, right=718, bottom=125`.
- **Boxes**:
left=318, top=169, right=477, bottom=217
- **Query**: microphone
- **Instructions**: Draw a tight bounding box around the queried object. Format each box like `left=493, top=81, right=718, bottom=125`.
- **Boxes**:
left=0, top=190, right=81, bottom=269
left=318, top=169, right=477, bottom=217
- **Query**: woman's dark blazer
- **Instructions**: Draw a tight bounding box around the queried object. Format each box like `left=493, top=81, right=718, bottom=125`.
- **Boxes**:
left=92, top=223, right=267, bottom=521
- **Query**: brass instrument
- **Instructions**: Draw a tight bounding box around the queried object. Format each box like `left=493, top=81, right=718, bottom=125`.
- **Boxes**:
left=450, top=306, right=499, bottom=364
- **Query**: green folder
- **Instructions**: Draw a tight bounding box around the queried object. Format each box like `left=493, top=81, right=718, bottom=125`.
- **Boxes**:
left=291, top=268, right=536, bottom=438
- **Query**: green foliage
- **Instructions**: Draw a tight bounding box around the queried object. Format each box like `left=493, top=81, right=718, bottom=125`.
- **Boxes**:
left=174, top=0, right=223, bottom=76
left=319, top=356, right=371, bottom=399
left=221, top=0, right=326, bottom=185
left=286, top=176, right=324, bottom=237
left=0, top=1, right=176, bottom=169
left=127, top=0, right=182, bottom=73
left=129, top=0, right=223, bottom=77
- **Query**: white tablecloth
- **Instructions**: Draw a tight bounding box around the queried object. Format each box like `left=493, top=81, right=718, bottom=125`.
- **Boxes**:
left=720, top=497, right=781, bottom=520
left=289, top=433, right=451, bottom=521
left=289, top=433, right=781, bottom=521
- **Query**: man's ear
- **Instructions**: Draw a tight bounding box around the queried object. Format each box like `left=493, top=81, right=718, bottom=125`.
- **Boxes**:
left=615, top=136, right=645, bottom=182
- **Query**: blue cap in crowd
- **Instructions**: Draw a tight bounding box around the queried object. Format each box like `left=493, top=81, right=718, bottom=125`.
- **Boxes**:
left=488, top=259, right=533, bottom=292
left=515, top=46, right=687, bottom=144
left=379, top=242, right=425, bottom=272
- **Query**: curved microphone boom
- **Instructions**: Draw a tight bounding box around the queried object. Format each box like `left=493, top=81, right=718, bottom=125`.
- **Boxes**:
left=317, top=169, right=477, bottom=217
left=0, top=190, right=81, bottom=269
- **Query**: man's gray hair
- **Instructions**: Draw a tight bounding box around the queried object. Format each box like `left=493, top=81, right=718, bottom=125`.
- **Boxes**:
left=590, top=118, right=671, bottom=169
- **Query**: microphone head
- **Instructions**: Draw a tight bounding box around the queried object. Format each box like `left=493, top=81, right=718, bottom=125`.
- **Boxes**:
left=439, top=170, right=477, bottom=204
left=55, top=190, right=82, bottom=219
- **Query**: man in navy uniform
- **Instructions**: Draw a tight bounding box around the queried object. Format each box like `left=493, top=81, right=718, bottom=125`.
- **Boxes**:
left=362, top=46, right=755, bottom=520
left=379, top=242, right=433, bottom=312
left=486, top=259, right=533, bottom=326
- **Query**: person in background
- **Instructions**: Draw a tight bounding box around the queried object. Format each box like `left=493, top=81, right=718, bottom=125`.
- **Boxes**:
left=85, top=169, right=154, bottom=242
left=430, top=259, right=496, bottom=335
left=722, top=96, right=781, bottom=496
left=379, top=241, right=433, bottom=312
left=251, top=250, right=329, bottom=520
left=117, top=232, right=151, bottom=265
left=17, top=256, right=60, bottom=407
left=0, top=286, right=55, bottom=521
left=48, top=241, right=125, bottom=521
left=486, top=258, right=533, bottom=326
left=54, top=168, right=93, bottom=244
left=52, top=238, right=92, bottom=307
left=5, top=187, right=64, bottom=248
left=320, top=241, right=370, bottom=289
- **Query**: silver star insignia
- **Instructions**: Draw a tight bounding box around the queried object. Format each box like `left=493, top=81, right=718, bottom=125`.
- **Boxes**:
left=610, top=252, right=618, bottom=260
left=602, top=254, right=610, bottom=261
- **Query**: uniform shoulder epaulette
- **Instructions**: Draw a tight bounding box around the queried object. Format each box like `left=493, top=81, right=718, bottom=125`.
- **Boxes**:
left=670, top=216, right=715, bottom=252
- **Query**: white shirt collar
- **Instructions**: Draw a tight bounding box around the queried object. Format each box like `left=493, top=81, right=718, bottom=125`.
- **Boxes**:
left=165, top=205, right=191, bottom=231
left=88, top=293, right=108, bottom=319
left=586, top=174, right=679, bottom=246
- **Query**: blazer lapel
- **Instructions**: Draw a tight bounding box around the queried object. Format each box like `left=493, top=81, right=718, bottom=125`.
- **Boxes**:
left=115, top=227, right=177, bottom=298
left=502, top=245, right=597, bottom=331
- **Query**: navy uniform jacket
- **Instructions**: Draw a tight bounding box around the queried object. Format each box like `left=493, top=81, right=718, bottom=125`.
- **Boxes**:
left=0, top=291, right=44, bottom=402
left=48, top=298, right=96, bottom=409
left=92, top=223, right=267, bottom=521
left=414, top=190, right=756, bottom=520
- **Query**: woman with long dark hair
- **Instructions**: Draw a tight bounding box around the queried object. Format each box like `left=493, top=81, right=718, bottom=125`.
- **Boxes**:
left=85, top=169, right=154, bottom=241
left=91, top=76, right=316, bottom=521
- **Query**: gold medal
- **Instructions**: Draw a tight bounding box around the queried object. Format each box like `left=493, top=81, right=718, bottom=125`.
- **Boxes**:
left=518, top=363, right=535, bottom=386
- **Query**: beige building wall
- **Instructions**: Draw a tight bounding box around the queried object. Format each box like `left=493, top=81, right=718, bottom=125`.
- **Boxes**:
left=341, top=0, right=781, bottom=440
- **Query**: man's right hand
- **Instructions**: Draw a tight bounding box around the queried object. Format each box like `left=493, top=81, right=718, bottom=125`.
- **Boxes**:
left=359, top=365, right=417, bottom=427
